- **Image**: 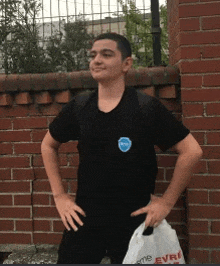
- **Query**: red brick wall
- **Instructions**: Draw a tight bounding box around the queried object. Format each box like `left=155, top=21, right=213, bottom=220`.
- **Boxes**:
left=0, top=67, right=189, bottom=255
left=167, top=0, right=220, bottom=263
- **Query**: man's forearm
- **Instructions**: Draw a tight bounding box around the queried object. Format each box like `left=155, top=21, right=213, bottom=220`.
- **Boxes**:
left=41, top=145, right=65, bottom=197
left=162, top=151, right=202, bottom=208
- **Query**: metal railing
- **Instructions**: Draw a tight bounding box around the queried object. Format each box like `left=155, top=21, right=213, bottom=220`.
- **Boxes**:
left=0, top=0, right=167, bottom=74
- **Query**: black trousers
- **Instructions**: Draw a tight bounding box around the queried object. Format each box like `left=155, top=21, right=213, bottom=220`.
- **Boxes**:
left=57, top=213, right=146, bottom=264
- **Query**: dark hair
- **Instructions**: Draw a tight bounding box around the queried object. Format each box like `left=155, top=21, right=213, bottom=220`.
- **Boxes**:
left=93, top=32, right=132, bottom=61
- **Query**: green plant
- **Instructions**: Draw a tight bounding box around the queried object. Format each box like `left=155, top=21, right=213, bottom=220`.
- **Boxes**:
left=113, top=0, right=168, bottom=68
left=46, top=16, right=95, bottom=72
left=0, top=0, right=52, bottom=74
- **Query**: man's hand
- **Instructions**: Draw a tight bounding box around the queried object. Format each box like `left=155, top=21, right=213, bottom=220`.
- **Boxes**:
left=130, top=195, right=172, bottom=228
left=54, top=193, right=86, bottom=231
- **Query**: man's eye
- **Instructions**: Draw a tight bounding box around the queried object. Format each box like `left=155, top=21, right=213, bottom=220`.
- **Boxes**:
left=88, top=53, right=111, bottom=59
left=88, top=54, right=95, bottom=58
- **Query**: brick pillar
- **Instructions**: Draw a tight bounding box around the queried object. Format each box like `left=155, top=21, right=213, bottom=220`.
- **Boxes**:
left=167, top=0, right=220, bottom=264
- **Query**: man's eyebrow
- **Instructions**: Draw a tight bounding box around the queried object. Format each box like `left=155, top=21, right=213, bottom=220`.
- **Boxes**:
left=89, top=49, right=115, bottom=54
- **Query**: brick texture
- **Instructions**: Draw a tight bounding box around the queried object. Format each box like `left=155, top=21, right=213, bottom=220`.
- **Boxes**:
left=202, top=45, right=220, bottom=58
left=211, top=251, right=220, bottom=264
left=168, top=0, right=220, bottom=263
left=55, top=90, right=72, bottom=103
left=0, top=233, right=31, bottom=244
left=0, top=94, right=13, bottom=106
left=35, top=92, right=53, bottom=105
left=15, top=92, right=32, bottom=105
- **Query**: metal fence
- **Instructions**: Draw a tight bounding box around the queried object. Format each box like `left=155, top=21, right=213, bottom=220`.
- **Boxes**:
left=37, top=1, right=151, bottom=44
left=0, top=0, right=167, bottom=74
left=35, top=0, right=153, bottom=48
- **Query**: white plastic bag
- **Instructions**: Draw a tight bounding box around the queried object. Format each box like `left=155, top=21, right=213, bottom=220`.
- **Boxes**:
left=123, top=219, right=185, bottom=264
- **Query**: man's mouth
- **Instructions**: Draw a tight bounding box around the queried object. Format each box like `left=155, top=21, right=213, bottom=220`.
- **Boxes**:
left=93, top=68, right=104, bottom=71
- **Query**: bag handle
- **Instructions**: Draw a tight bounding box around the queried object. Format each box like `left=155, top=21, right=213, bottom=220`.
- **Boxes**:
left=137, top=219, right=169, bottom=237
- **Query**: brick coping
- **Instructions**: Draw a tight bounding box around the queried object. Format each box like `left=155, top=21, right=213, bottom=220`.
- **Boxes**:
left=0, top=66, right=179, bottom=93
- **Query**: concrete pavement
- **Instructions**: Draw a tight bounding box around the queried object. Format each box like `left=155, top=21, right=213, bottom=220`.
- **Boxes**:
left=0, top=244, right=111, bottom=264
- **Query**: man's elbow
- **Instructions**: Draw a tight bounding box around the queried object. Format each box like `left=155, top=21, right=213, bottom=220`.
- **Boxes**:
left=195, top=146, right=203, bottom=160
left=176, top=134, right=203, bottom=160
left=41, top=140, right=50, bottom=154
left=187, top=144, right=203, bottom=162
left=41, top=134, right=49, bottom=152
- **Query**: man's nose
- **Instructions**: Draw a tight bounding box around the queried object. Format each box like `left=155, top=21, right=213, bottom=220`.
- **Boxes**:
left=93, top=53, right=102, bottom=63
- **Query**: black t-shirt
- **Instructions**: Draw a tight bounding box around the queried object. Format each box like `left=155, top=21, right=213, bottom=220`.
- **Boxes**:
left=49, top=87, right=190, bottom=220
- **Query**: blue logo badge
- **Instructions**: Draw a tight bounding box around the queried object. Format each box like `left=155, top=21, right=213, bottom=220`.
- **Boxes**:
left=118, top=137, right=132, bottom=152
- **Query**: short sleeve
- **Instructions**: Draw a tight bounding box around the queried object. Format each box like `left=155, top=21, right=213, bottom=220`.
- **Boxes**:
left=151, top=98, right=190, bottom=152
left=49, top=98, right=79, bottom=143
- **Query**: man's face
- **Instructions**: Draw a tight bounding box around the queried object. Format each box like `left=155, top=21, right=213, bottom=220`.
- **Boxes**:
left=89, top=39, right=130, bottom=82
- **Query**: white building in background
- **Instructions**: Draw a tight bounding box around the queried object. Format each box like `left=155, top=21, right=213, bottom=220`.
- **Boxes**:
left=37, top=13, right=151, bottom=44
left=38, top=20, right=65, bottom=39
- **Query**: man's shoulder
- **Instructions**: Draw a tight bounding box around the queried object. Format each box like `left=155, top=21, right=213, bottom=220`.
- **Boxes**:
left=60, top=89, right=96, bottom=112
left=75, top=89, right=96, bottom=98
left=74, top=89, right=96, bottom=105
left=135, top=88, right=158, bottom=107
left=71, top=89, right=97, bottom=115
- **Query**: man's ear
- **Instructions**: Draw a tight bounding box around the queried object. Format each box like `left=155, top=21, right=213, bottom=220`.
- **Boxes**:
left=123, top=57, right=133, bottom=73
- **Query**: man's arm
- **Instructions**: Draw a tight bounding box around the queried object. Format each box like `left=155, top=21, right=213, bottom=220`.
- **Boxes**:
left=41, top=131, right=64, bottom=196
left=131, top=133, right=203, bottom=228
left=41, top=131, right=86, bottom=231
left=161, top=133, right=203, bottom=208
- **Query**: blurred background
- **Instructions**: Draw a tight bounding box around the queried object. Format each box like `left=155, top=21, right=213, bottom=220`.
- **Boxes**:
left=0, top=0, right=168, bottom=74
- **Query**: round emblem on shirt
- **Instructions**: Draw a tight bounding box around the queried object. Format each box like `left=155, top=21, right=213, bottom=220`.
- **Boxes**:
left=118, top=137, right=132, bottom=152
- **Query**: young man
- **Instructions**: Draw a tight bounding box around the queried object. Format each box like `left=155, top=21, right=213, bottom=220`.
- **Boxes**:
left=41, top=33, right=203, bottom=264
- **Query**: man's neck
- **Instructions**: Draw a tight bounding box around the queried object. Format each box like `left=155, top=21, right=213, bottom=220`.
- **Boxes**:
left=98, top=78, right=125, bottom=100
